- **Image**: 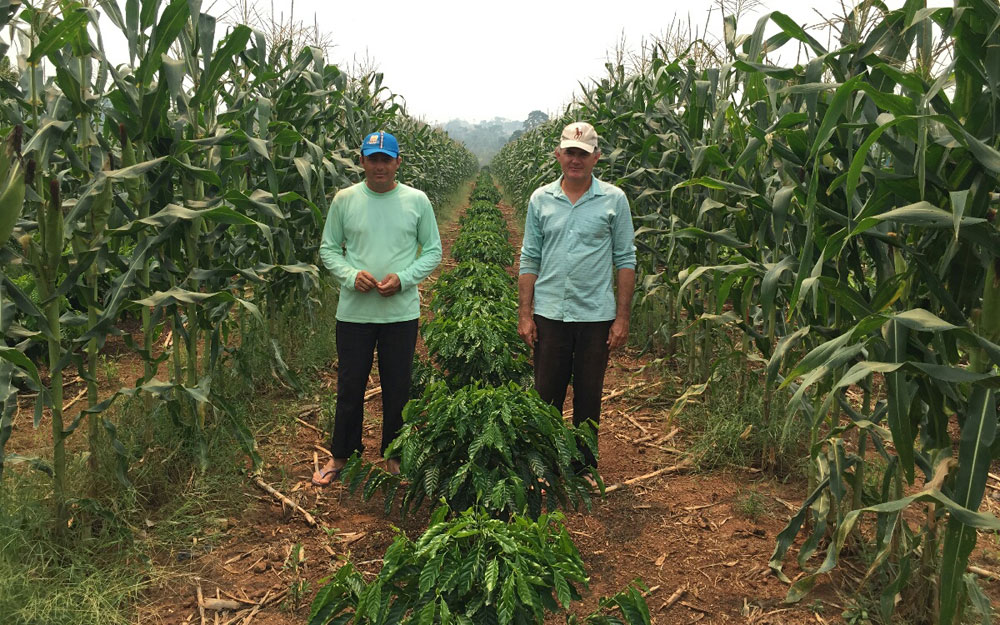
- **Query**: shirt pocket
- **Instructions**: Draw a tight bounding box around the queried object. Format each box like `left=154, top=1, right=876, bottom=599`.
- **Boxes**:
left=575, top=212, right=611, bottom=244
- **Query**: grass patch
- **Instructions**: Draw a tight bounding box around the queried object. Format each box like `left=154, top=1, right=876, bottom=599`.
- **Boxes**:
left=630, top=295, right=675, bottom=354
left=0, top=469, right=146, bottom=625
left=227, top=282, right=340, bottom=400
left=677, top=358, right=808, bottom=479
left=434, top=178, right=476, bottom=225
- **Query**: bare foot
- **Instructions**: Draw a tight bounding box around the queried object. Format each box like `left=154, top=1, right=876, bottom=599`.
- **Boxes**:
left=312, top=458, right=347, bottom=486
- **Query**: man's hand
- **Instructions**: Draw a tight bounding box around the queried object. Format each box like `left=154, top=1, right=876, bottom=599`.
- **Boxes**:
left=518, top=315, right=537, bottom=348
left=355, top=270, right=378, bottom=292
left=377, top=273, right=401, bottom=297
left=517, top=273, right=538, bottom=348
left=607, top=317, right=629, bottom=350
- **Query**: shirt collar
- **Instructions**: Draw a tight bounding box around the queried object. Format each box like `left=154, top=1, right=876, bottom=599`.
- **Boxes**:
left=544, top=175, right=605, bottom=201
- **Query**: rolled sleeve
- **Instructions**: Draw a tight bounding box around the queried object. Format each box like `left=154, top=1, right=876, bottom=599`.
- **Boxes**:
left=611, top=194, right=637, bottom=270
left=518, top=196, right=542, bottom=275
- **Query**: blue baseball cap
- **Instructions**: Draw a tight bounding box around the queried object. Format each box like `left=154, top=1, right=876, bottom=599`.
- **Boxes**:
left=361, top=131, right=399, bottom=158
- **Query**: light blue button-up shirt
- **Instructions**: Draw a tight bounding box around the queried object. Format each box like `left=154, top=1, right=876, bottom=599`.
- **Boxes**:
left=519, top=175, right=636, bottom=322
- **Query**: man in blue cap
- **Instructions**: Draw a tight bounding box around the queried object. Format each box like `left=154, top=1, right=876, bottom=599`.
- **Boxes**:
left=312, top=131, right=442, bottom=485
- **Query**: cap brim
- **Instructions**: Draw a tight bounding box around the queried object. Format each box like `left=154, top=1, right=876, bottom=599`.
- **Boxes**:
left=361, top=148, right=399, bottom=158
left=559, top=140, right=596, bottom=153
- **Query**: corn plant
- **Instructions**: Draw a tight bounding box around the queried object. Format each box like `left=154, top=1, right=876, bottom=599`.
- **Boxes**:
left=0, top=0, right=475, bottom=532
left=0, top=126, right=29, bottom=481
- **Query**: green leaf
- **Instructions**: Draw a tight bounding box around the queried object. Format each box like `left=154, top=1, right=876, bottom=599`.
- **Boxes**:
left=963, top=573, right=993, bottom=625
left=26, top=7, right=90, bottom=63
left=809, top=76, right=862, bottom=162
left=192, top=26, right=252, bottom=107
left=940, top=388, right=997, bottom=625
left=485, top=558, right=499, bottom=594
left=885, top=319, right=915, bottom=484
left=553, top=569, right=571, bottom=608
left=0, top=348, right=41, bottom=388
left=135, top=0, right=189, bottom=86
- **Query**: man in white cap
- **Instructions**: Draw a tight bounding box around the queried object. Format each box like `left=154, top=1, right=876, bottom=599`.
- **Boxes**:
left=312, top=131, right=442, bottom=486
left=517, top=121, right=636, bottom=482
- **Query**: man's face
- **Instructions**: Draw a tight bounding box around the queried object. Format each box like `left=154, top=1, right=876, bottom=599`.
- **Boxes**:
left=555, top=147, right=599, bottom=183
left=361, top=152, right=401, bottom=192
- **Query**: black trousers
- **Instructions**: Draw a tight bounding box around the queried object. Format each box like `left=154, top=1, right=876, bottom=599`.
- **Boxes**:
left=330, top=319, right=418, bottom=459
left=533, top=315, right=612, bottom=470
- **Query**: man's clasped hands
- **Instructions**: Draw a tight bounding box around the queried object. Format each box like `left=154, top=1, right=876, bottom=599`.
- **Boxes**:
left=355, top=270, right=401, bottom=296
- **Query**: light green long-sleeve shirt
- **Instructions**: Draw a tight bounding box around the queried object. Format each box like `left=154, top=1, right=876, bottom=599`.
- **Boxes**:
left=319, top=181, right=442, bottom=323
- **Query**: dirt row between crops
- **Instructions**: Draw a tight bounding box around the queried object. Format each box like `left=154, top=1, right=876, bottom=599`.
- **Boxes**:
left=138, top=188, right=848, bottom=625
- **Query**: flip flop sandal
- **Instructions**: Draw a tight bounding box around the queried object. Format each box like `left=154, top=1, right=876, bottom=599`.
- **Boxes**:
left=385, top=465, right=411, bottom=487
left=311, top=466, right=342, bottom=487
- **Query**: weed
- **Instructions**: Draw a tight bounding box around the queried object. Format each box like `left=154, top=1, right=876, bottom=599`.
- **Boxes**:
left=842, top=601, right=873, bottom=625
left=0, top=469, right=147, bottom=625
left=677, top=358, right=809, bottom=479
left=435, top=179, right=479, bottom=225
left=734, top=487, right=770, bottom=523
left=283, top=543, right=309, bottom=611
left=227, top=280, right=340, bottom=400
left=630, top=295, right=675, bottom=354
left=99, top=354, right=121, bottom=385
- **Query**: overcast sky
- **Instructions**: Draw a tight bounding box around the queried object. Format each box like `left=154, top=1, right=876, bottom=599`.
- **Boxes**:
left=279, top=0, right=826, bottom=123
left=96, top=0, right=944, bottom=125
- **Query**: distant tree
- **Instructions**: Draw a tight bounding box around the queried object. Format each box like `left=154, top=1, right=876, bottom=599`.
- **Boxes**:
left=509, top=129, right=524, bottom=142
left=523, top=110, right=548, bottom=131
left=436, top=118, right=522, bottom=165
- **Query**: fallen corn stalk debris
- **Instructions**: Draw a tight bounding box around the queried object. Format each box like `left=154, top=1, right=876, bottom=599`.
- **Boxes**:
left=250, top=475, right=316, bottom=527
left=603, top=459, right=692, bottom=494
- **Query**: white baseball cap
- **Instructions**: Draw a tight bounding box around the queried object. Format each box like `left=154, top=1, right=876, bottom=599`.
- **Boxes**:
left=559, top=122, right=599, bottom=153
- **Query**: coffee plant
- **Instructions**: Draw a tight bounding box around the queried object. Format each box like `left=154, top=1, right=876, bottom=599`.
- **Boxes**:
left=434, top=289, right=518, bottom=323
left=409, top=353, right=443, bottom=400
left=459, top=211, right=509, bottom=239
left=471, top=184, right=502, bottom=204
left=308, top=505, right=648, bottom=625
left=430, top=261, right=516, bottom=316
left=465, top=199, right=505, bottom=219
left=342, top=382, right=597, bottom=519
left=422, top=315, right=532, bottom=389
left=450, top=229, right=515, bottom=266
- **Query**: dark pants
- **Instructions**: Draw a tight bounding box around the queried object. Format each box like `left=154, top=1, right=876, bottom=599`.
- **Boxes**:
left=533, top=315, right=612, bottom=470
left=330, top=319, right=418, bottom=460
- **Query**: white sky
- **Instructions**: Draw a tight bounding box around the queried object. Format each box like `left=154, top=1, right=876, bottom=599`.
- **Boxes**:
left=93, top=0, right=945, bottom=125
left=294, top=0, right=825, bottom=123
